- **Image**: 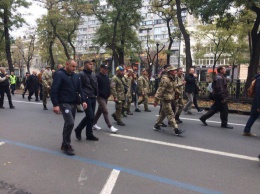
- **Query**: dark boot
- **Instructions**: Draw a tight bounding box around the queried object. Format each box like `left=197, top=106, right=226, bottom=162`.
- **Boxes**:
left=175, top=113, right=183, bottom=124
left=43, top=105, right=48, bottom=110
left=199, top=110, right=216, bottom=126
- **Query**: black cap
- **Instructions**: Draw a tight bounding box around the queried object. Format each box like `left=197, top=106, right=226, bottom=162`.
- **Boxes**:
left=100, top=64, right=109, bottom=69
left=163, top=64, right=170, bottom=69
left=26, top=72, right=30, bottom=74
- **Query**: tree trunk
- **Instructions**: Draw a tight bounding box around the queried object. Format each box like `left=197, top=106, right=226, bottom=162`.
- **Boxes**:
left=3, top=6, right=14, bottom=73
left=111, top=11, right=121, bottom=66
left=49, top=39, right=55, bottom=69
left=26, top=62, right=30, bottom=73
left=245, top=6, right=260, bottom=90
left=175, top=0, right=192, bottom=70
left=166, top=18, right=173, bottom=65
left=68, top=24, right=77, bottom=60
left=50, top=20, right=70, bottom=59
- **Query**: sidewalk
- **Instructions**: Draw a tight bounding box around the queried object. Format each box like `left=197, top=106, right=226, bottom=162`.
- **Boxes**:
left=14, top=89, right=251, bottom=115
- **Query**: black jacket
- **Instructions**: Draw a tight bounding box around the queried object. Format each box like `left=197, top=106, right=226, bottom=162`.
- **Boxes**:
left=51, top=68, right=85, bottom=107
left=96, top=72, right=110, bottom=99
left=212, top=73, right=228, bottom=101
left=184, top=73, right=196, bottom=93
left=0, top=73, right=9, bottom=87
left=252, top=74, right=260, bottom=112
left=27, top=74, right=38, bottom=91
left=80, top=69, right=98, bottom=98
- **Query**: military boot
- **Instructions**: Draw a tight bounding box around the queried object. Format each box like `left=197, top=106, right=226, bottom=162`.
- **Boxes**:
left=117, top=121, right=126, bottom=126
left=175, top=113, right=183, bottom=124
left=112, top=113, right=118, bottom=121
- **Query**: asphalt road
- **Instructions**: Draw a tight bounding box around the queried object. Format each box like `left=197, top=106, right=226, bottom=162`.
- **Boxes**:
left=0, top=95, right=260, bottom=194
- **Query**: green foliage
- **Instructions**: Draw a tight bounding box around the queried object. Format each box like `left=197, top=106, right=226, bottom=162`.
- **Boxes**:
left=92, top=0, right=142, bottom=62
left=36, top=0, right=92, bottom=61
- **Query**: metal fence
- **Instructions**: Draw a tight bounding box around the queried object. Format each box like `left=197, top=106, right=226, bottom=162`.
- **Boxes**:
left=149, top=80, right=251, bottom=102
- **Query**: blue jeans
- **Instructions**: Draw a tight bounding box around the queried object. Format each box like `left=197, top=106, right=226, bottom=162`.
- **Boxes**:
left=244, top=111, right=260, bottom=133
left=75, top=97, right=96, bottom=137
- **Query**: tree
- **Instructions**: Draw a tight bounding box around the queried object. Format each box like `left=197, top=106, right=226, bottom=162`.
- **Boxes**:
left=194, top=24, right=233, bottom=73
left=0, top=0, right=30, bottom=72
left=36, top=0, right=91, bottom=67
left=13, top=31, right=36, bottom=73
left=92, top=0, right=142, bottom=66
left=175, top=0, right=193, bottom=70
left=151, top=0, right=179, bottom=65
left=186, top=0, right=260, bottom=89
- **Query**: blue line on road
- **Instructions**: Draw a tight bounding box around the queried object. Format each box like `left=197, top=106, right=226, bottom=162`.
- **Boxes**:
left=0, top=138, right=222, bottom=194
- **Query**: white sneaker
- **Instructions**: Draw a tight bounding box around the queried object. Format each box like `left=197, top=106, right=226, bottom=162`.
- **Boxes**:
left=93, top=124, right=101, bottom=130
left=109, top=126, right=118, bottom=133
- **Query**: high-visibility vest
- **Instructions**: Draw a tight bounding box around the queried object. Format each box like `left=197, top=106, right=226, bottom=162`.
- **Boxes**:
left=10, top=75, right=16, bottom=85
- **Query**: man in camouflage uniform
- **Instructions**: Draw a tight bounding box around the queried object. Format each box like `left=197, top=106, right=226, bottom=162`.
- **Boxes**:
left=153, top=66, right=184, bottom=135
left=138, top=68, right=151, bottom=112
left=42, top=66, right=53, bottom=110
left=123, top=69, right=134, bottom=115
left=111, top=66, right=126, bottom=126
left=174, top=67, right=186, bottom=123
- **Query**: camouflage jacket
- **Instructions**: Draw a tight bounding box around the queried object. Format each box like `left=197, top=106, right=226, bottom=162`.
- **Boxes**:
left=110, top=75, right=126, bottom=101
left=42, top=70, right=53, bottom=88
left=138, top=75, right=150, bottom=94
left=155, top=74, right=176, bottom=103
left=175, top=75, right=184, bottom=98
left=123, top=75, right=133, bottom=97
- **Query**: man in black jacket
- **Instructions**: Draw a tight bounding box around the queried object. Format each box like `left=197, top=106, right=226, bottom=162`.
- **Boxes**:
left=92, top=64, right=118, bottom=133
left=0, top=68, right=15, bottom=109
left=51, top=59, right=87, bottom=156
left=199, top=66, right=233, bottom=129
left=27, top=71, right=39, bottom=101
left=74, top=60, right=99, bottom=141
left=183, top=67, right=196, bottom=114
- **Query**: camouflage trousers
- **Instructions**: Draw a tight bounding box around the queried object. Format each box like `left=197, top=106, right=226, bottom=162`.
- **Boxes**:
left=174, top=97, right=184, bottom=117
left=155, top=100, right=178, bottom=129
left=43, top=87, right=50, bottom=106
left=124, top=95, right=132, bottom=112
left=113, top=100, right=125, bottom=122
left=138, top=94, right=148, bottom=110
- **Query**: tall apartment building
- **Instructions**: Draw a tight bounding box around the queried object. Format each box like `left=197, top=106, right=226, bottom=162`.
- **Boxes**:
left=75, top=0, right=197, bottom=67
left=75, top=0, right=237, bottom=73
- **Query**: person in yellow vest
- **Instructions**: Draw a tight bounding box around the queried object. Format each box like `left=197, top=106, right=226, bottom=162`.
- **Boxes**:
left=10, top=72, right=17, bottom=95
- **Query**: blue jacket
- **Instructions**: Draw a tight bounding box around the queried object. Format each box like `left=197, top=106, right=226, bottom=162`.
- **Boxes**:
left=252, top=74, right=260, bottom=112
left=51, top=68, right=85, bottom=107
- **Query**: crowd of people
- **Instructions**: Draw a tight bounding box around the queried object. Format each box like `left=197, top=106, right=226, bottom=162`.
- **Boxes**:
left=0, top=61, right=259, bottom=159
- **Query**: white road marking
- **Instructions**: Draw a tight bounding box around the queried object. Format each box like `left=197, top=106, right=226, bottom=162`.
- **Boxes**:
left=180, top=117, right=246, bottom=127
left=155, top=115, right=246, bottom=127
left=100, top=169, right=120, bottom=194
left=0, top=142, right=5, bottom=146
left=78, top=168, right=88, bottom=186
left=9, top=100, right=42, bottom=105
left=110, top=134, right=258, bottom=161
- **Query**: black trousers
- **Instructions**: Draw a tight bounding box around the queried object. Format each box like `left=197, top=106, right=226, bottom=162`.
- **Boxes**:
left=201, top=100, right=228, bottom=126
left=60, top=103, right=77, bottom=146
left=0, top=86, right=13, bottom=107
left=75, top=97, right=96, bottom=137
left=28, top=88, right=38, bottom=100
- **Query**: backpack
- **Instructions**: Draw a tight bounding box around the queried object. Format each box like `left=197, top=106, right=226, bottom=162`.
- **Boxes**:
left=247, top=79, right=256, bottom=97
